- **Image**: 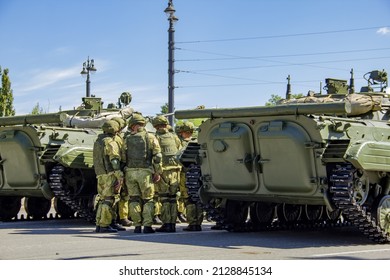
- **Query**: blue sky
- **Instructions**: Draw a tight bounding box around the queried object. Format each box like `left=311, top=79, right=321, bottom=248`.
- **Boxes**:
left=0, top=0, right=389, bottom=115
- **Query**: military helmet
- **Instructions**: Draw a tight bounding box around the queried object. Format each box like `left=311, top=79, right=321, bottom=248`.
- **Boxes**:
left=178, top=121, right=195, bottom=133
left=111, top=117, right=126, bottom=130
left=102, top=120, right=120, bottom=134
left=128, top=113, right=145, bottom=127
left=152, top=115, right=169, bottom=127
left=120, top=92, right=132, bottom=105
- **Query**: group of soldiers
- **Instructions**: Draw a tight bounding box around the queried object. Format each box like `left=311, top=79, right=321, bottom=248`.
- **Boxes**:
left=92, top=113, right=203, bottom=234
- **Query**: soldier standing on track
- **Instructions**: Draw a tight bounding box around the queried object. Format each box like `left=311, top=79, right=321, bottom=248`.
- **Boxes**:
left=93, top=120, right=125, bottom=233
left=123, top=113, right=163, bottom=234
left=177, top=121, right=203, bottom=231
left=152, top=115, right=182, bottom=233
left=111, top=116, right=132, bottom=227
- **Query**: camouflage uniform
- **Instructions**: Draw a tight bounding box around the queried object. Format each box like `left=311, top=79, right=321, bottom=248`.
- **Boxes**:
left=93, top=120, right=124, bottom=233
left=178, top=121, right=203, bottom=231
left=153, top=116, right=182, bottom=233
left=111, top=117, right=132, bottom=227
left=123, top=114, right=163, bottom=234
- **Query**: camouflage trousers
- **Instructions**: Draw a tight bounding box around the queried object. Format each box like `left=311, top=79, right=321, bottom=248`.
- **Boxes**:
left=95, top=173, right=121, bottom=227
left=117, top=187, right=129, bottom=220
left=125, top=168, right=155, bottom=227
left=185, top=203, right=204, bottom=226
left=155, top=169, right=180, bottom=224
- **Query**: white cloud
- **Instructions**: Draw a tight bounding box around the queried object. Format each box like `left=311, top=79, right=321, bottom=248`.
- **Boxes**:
left=17, top=65, right=80, bottom=93
left=377, top=27, right=390, bottom=35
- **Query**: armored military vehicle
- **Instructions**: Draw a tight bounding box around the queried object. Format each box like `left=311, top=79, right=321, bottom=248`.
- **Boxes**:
left=0, top=92, right=133, bottom=222
left=176, top=69, right=390, bottom=243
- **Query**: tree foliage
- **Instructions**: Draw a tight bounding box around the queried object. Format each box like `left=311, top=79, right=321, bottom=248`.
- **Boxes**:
left=160, top=103, right=168, bottom=114
left=0, top=67, right=15, bottom=116
left=265, top=93, right=304, bottom=106
left=265, top=94, right=282, bottom=106
left=31, top=102, right=45, bottom=115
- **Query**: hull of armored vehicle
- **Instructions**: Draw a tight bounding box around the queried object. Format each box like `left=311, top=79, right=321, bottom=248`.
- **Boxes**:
left=0, top=121, right=98, bottom=221
left=176, top=70, right=390, bottom=243
left=0, top=93, right=133, bottom=222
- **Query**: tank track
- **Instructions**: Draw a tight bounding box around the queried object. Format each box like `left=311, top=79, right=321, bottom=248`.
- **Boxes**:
left=329, top=164, right=390, bottom=243
left=49, top=165, right=95, bottom=223
left=186, top=164, right=226, bottom=227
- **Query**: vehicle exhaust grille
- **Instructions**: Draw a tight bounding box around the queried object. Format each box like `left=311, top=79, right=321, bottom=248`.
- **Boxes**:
left=41, top=145, right=61, bottom=162
left=322, top=140, right=350, bottom=162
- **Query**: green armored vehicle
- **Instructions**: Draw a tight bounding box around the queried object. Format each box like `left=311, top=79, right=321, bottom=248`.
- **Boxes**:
left=176, top=69, right=390, bottom=243
left=0, top=92, right=133, bottom=222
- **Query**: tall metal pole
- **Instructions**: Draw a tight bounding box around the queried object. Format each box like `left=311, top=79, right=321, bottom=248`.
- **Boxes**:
left=165, top=0, right=178, bottom=126
left=80, top=57, right=97, bottom=98
left=86, top=71, right=91, bottom=98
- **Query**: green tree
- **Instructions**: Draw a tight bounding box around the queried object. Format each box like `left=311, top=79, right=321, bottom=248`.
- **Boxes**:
left=0, top=67, right=15, bottom=116
left=265, top=93, right=304, bottom=106
left=160, top=102, right=168, bottom=114
left=265, top=94, right=282, bottom=106
left=31, top=102, right=45, bottom=115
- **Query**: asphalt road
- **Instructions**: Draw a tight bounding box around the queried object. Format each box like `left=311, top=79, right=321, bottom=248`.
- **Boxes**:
left=0, top=217, right=390, bottom=260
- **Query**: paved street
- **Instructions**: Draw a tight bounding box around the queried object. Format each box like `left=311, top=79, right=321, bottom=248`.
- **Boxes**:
left=0, top=218, right=389, bottom=260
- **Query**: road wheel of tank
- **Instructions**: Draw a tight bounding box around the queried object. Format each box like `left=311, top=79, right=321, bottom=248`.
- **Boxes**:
left=304, top=205, right=324, bottom=221
left=324, top=207, right=342, bottom=222
left=352, top=175, right=369, bottom=205
left=61, top=168, right=85, bottom=196
left=225, top=200, right=249, bottom=231
left=249, top=202, right=275, bottom=224
left=53, top=197, right=75, bottom=218
left=0, top=196, right=21, bottom=221
left=373, top=195, right=390, bottom=235
left=24, top=197, right=51, bottom=219
left=277, top=203, right=302, bottom=223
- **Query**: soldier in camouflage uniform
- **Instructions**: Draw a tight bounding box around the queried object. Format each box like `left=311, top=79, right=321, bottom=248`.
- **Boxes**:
left=152, top=115, right=182, bottom=233
left=93, top=120, right=124, bottom=233
left=111, top=116, right=132, bottom=227
left=177, top=121, right=203, bottom=231
left=175, top=124, right=187, bottom=223
left=123, top=113, right=163, bottom=234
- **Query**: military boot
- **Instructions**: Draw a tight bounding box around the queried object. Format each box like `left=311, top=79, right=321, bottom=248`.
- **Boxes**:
left=120, top=218, right=132, bottom=227
left=155, top=223, right=171, bottom=232
left=111, top=222, right=126, bottom=231
left=96, top=226, right=118, bottom=233
left=134, top=226, right=142, bottom=233
left=143, top=226, right=155, bottom=234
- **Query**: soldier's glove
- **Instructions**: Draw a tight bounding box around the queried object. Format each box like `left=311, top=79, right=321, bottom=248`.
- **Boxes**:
left=152, top=173, right=161, bottom=183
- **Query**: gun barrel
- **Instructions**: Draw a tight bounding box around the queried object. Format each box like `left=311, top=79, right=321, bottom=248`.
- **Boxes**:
left=175, top=101, right=351, bottom=119
left=0, top=113, right=67, bottom=126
